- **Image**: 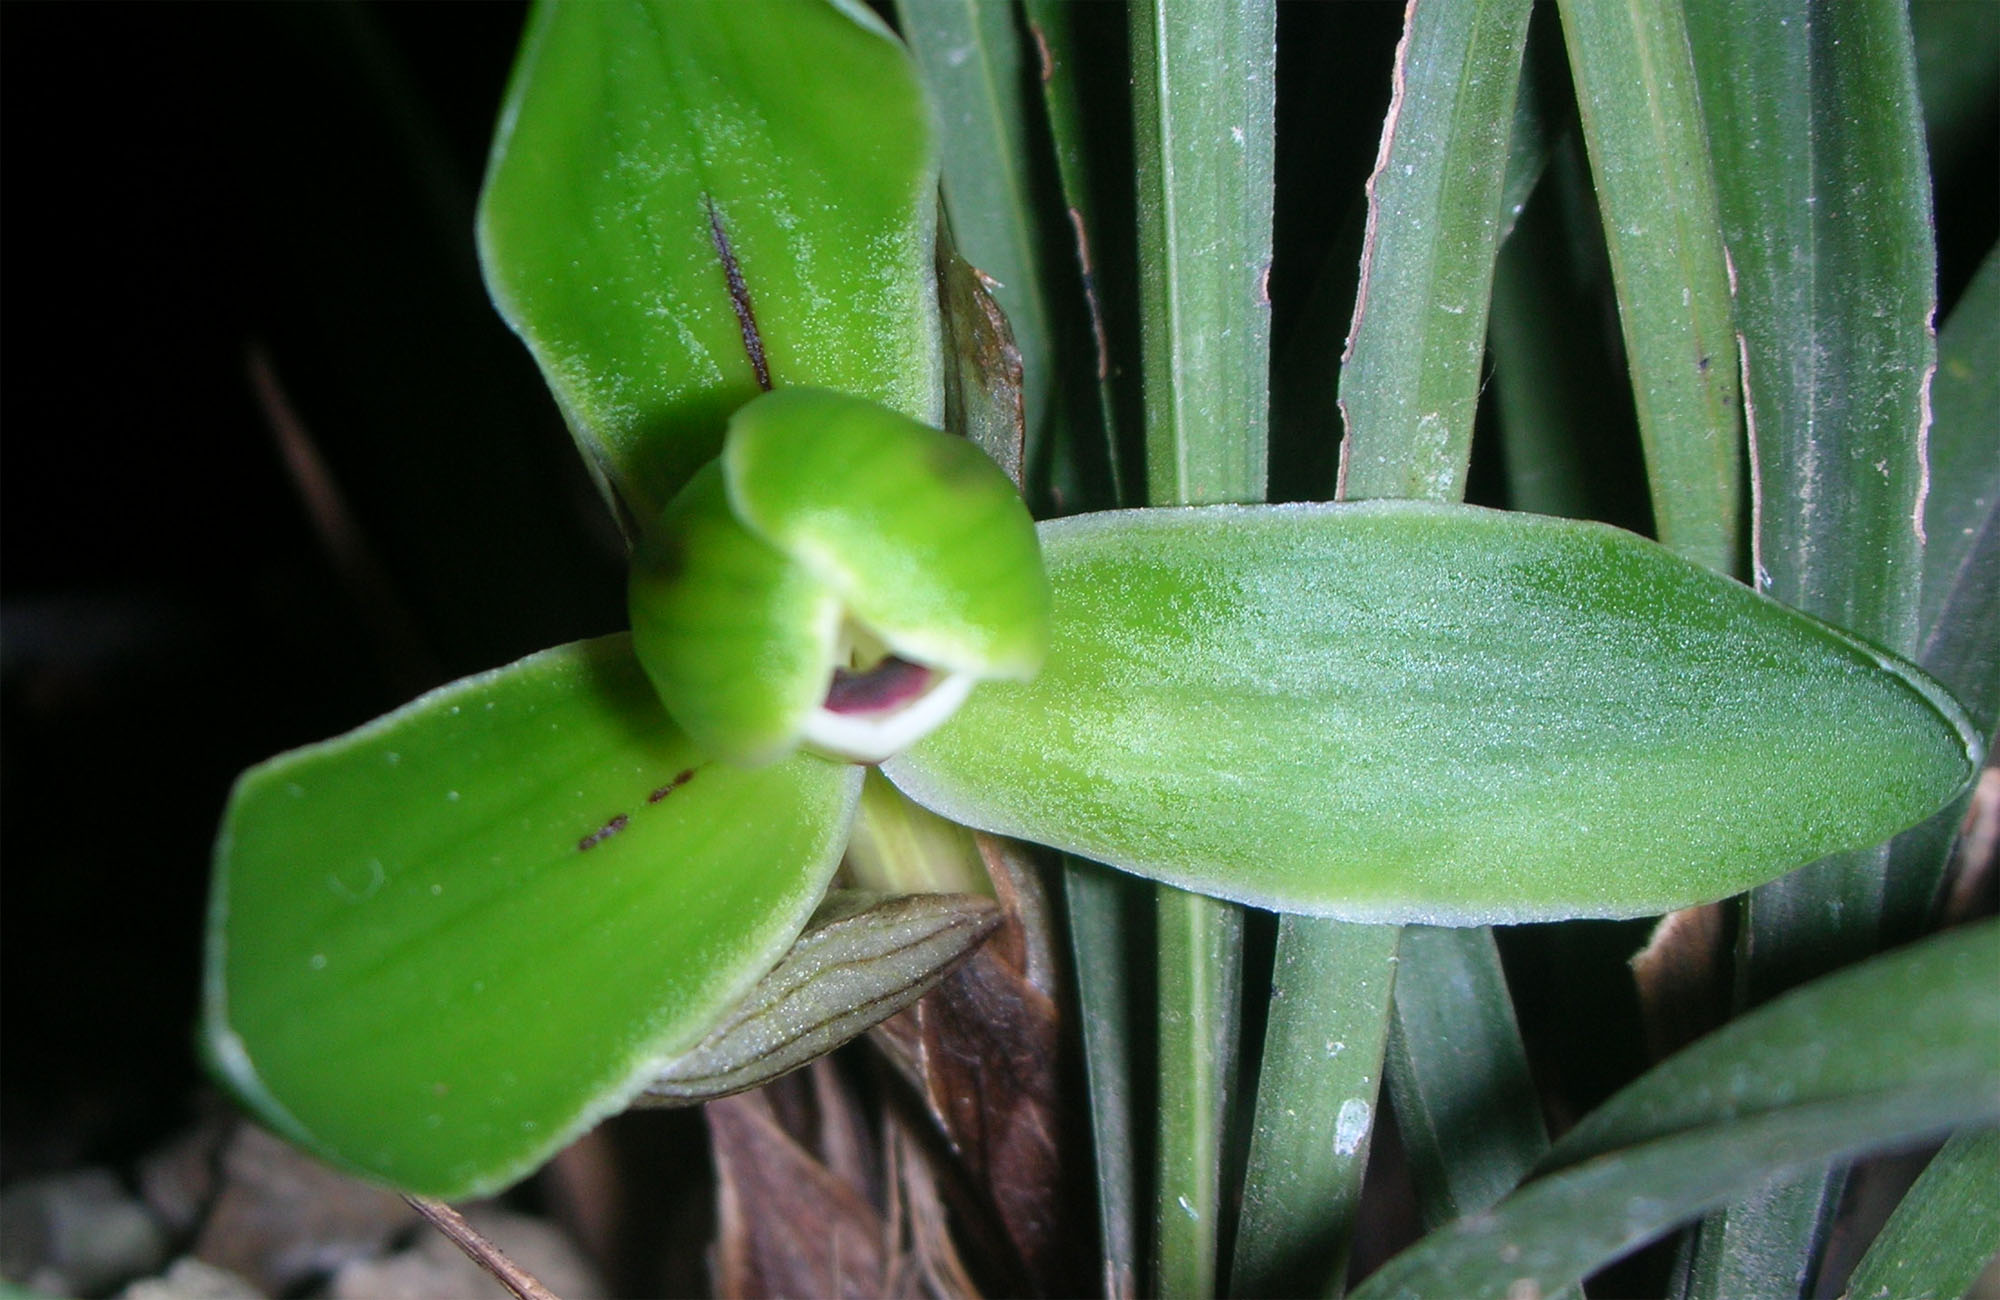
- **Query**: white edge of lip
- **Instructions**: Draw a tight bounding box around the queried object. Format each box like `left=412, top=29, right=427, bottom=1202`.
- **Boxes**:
left=801, top=670, right=976, bottom=764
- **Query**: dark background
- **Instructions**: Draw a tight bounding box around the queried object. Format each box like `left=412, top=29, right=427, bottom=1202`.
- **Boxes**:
left=1, top=2, right=1992, bottom=1284
left=1, top=2, right=630, bottom=1184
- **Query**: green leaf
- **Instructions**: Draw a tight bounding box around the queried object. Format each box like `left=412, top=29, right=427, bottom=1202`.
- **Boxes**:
left=476, top=0, right=941, bottom=530
left=1231, top=921, right=1400, bottom=1298
left=1155, top=880, right=1243, bottom=1299
left=1490, top=137, right=1636, bottom=524
left=1132, top=0, right=1276, bottom=511
left=1329, top=11, right=1547, bottom=1289
left=1881, top=246, right=2000, bottom=946
left=1555, top=0, right=1743, bottom=574
left=1349, top=922, right=2000, bottom=1300
left=1386, top=927, right=1547, bottom=1226
left=1022, top=0, right=1130, bottom=511
left=1684, top=5, right=1941, bottom=1281
left=1842, top=1126, right=2000, bottom=1300
left=1337, top=0, right=1535, bottom=502
left=1687, top=0, right=1933, bottom=662
left=1919, top=244, right=2000, bottom=739
left=203, top=636, right=862, bottom=1198
left=1542, top=921, right=2000, bottom=1170
left=887, top=502, right=1979, bottom=922
left=1353, top=1090, right=1989, bottom=1300
left=1682, top=1176, right=1838, bottom=1300
left=1128, top=1, right=1277, bottom=1291
left=1063, top=860, right=1145, bottom=1298
left=1493, top=21, right=1559, bottom=248
left=894, top=0, right=1058, bottom=472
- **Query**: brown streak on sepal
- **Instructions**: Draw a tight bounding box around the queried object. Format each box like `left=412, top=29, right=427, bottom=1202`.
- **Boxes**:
left=576, top=814, right=629, bottom=852
left=705, top=194, right=772, bottom=392
left=648, top=768, right=699, bottom=803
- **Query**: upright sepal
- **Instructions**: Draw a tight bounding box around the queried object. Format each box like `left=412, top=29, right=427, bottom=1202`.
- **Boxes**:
left=477, top=0, right=942, bottom=526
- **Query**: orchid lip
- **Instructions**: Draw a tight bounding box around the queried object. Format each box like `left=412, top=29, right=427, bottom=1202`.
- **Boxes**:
left=823, top=655, right=935, bottom=714
left=802, top=662, right=976, bottom=765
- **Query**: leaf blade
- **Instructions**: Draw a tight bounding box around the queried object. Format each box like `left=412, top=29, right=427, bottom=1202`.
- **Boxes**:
left=894, top=0, right=1057, bottom=470
left=1683, top=4, right=1942, bottom=1283
left=1555, top=0, right=1743, bottom=573
left=1351, top=921, right=2000, bottom=1300
left=1337, top=0, right=1536, bottom=502
left=1352, top=1088, right=1990, bottom=1300
left=1842, top=1126, right=2000, bottom=1300
left=1542, top=921, right=2000, bottom=1170
left=1132, top=0, right=1276, bottom=510
left=1385, top=927, right=1549, bottom=1226
left=1918, top=243, right=2000, bottom=738
left=1127, top=2, right=1278, bottom=1291
left=1327, top=10, right=1550, bottom=1285
left=1231, top=921, right=1400, bottom=1298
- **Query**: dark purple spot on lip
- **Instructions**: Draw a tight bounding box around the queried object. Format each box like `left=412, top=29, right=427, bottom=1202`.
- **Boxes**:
left=824, top=656, right=935, bottom=715
left=648, top=769, right=697, bottom=803
left=577, top=813, right=629, bottom=852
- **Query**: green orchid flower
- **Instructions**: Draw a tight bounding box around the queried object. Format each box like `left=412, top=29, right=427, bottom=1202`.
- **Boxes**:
left=629, top=386, right=1050, bottom=765
left=200, top=0, right=1984, bottom=1204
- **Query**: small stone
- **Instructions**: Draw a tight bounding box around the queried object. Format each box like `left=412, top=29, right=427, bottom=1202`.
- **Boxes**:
left=330, top=1205, right=604, bottom=1300
left=0, top=1168, right=171, bottom=1297
left=192, top=1125, right=415, bottom=1295
left=137, top=1112, right=234, bottom=1237
left=116, top=1256, right=264, bottom=1300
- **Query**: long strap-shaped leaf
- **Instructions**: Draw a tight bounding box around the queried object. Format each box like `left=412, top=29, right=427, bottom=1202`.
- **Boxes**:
left=1683, top=6, right=1940, bottom=1291
left=1555, top=0, right=1742, bottom=575
left=1348, top=921, right=2000, bottom=1300
left=1840, top=1126, right=2000, bottom=1300
left=894, top=0, right=1058, bottom=478
left=1354, top=1088, right=1986, bottom=1300
left=1915, top=245, right=2000, bottom=745
left=1128, top=1, right=1277, bottom=1292
left=1338, top=0, right=1535, bottom=504
left=1689, top=0, right=1936, bottom=999
left=1883, top=246, right=2000, bottom=957
left=1311, top=8, right=1545, bottom=1293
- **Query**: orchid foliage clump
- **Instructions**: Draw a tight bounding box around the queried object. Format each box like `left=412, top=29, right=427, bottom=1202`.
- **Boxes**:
left=203, top=1, right=1999, bottom=1296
